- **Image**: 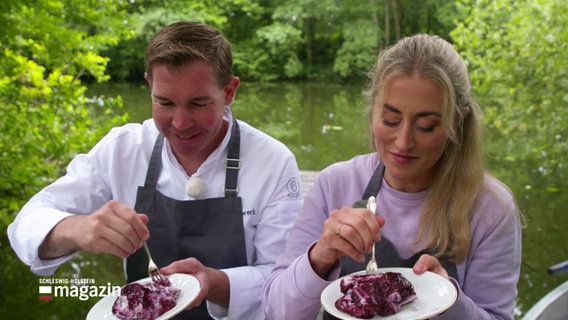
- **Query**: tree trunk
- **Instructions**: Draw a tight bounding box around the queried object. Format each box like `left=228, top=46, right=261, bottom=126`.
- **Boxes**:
left=391, top=0, right=400, bottom=41
left=369, top=0, right=381, bottom=48
left=384, top=0, right=390, bottom=45
left=305, top=16, right=316, bottom=66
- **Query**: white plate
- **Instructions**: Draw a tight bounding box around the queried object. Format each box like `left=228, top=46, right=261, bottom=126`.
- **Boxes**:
left=87, top=273, right=200, bottom=320
left=321, top=268, right=457, bottom=320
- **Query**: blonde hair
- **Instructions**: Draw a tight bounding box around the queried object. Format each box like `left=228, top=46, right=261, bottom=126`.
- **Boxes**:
left=363, top=34, right=484, bottom=262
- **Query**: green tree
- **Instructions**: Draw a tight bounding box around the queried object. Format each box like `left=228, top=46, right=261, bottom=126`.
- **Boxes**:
left=336, top=0, right=458, bottom=76
left=452, top=0, right=568, bottom=177
left=452, top=2, right=568, bottom=314
left=101, top=0, right=458, bottom=82
left=0, top=0, right=131, bottom=212
left=1, top=1, right=131, bottom=318
left=104, top=0, right=268, bottom=81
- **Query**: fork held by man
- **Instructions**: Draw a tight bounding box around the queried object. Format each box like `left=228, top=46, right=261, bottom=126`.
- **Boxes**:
left=143, top=240, right=168, bottom=285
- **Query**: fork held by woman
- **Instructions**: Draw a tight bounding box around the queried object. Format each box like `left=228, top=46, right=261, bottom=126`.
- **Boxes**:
left=365, top=196, right=379, bottom=274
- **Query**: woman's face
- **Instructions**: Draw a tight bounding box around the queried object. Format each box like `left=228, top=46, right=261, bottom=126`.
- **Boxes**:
left=372, top=75, right=449, bottom=192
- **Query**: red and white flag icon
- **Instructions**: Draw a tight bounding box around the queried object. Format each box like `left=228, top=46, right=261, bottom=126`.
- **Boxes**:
left=39, top=286, right=53, bottom=300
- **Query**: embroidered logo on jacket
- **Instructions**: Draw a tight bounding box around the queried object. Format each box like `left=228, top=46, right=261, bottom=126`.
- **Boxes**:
left=286, top=177, right=301, bottom=199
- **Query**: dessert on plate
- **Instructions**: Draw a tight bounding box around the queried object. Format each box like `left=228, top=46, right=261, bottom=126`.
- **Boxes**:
left=112, top=277, right=180, bottom=320
left=335, top=271, right=417, bottom=319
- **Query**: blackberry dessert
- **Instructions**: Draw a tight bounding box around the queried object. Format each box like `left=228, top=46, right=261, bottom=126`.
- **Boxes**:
left=112, top=277, right=181, bottom=320
left=335, top=272, right=417, bottom=318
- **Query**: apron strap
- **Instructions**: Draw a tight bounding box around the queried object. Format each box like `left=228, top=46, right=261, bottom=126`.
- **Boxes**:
left=356, top=158, right=459, bottom=280
left=143, top=134, right=165, bottom=189
left=362, top=161, right=385, bottom=200
left=143, top=116, right=241, bottom=196
left=224, top=115, right=241, bottom=197
left=327, top=159, right=458, bottom=319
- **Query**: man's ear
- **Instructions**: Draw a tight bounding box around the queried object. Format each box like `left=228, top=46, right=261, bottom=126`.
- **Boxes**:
left=144, top=72, right=152, bottom=87
left=224, top=76, right=240, bottom=106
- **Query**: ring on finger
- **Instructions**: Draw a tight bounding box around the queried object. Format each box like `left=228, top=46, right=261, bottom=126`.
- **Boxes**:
left=335, top=224, right=345, bottom=237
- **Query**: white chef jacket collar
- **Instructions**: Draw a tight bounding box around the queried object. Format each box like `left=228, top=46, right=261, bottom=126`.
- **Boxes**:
left=163, top=106, right=234, bottom=178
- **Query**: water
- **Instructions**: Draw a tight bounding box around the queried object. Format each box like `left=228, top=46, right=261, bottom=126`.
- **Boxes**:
left=89, top=80, right=371, bottom=170
left=88, top=80, right=568, bottom=318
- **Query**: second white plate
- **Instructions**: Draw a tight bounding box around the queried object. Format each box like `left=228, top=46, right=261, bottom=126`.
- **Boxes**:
left=321, top=268, right=457, bottom=320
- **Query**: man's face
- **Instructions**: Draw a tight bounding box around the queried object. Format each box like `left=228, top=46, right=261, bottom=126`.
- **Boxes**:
left=147, top=61, right=239, bottom=173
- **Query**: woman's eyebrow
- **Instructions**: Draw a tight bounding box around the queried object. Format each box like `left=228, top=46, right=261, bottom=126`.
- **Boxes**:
left=384, top=103, right=442, bottom=118
left=384, top=103, right=402, bottom=114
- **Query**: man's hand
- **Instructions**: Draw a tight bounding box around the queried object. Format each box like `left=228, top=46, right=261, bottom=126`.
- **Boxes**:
left=161, top=258, right=230, bottom=309
left=39, top=200, right=149, bottom=259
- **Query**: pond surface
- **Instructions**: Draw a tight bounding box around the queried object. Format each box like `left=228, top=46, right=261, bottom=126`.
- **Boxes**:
left=85, top=80, right=568, bottom=318
left=93, top=80, right=372, bottom=170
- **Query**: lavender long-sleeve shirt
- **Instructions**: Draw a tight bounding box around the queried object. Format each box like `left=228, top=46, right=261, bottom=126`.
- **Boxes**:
left=263, top=153, right=521, bottom=320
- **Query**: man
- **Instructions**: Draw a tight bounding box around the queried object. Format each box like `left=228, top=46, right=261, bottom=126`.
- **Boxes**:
left=8, top=21, right=302, bottom=319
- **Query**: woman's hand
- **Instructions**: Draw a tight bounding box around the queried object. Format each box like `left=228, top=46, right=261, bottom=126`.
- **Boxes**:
left=308, top=205, right=385, bottom=278
left=412, top=254, right=450, bottom=280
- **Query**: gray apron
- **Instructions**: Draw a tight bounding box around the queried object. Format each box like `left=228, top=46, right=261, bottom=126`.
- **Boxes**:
left=324, top=162, right=458, bottom=320
left=126, top=117, right=247, bottom=319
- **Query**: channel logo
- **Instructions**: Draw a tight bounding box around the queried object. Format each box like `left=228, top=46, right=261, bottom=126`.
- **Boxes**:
left=38, top=279, right=120, bottom=301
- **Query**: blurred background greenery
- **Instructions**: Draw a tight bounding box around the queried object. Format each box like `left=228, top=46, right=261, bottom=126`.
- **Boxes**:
left=1, top=0, right=567, bottom=318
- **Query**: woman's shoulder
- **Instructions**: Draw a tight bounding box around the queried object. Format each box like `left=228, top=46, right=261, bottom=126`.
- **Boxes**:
left=306, top=153, right=378, bottom=209
left=473, top=174, right=519, bottom=223
left=315, top=153, right=379, bottom=192
left=320, top=153, right=378, bottom=176
left=480, top=174, right=516, bottom=204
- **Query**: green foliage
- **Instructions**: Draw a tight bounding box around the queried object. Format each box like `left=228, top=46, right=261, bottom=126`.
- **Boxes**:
left=103, top=4, right=213, bottom=81
left=395, top=0, right=459, bottom=40
left=100, top=0, right=458, bottom=82
left=451, top=0, right=568, bottom=176
left=333, top=19, right=380, bottom=78
left=1, top=2, right=130, bottom=317
left=0, top=0, right=130, bottom=216
left=234, top=22, right=304, bottom=81
left=9, top=1, right=565, bottom=318
left=0, top=248, right=124, bottom=319
left=104, top=0, right=267, bottom=81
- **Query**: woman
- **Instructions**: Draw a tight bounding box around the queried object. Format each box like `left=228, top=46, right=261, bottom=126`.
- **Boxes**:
left=263, top=34, right=522, bottom=319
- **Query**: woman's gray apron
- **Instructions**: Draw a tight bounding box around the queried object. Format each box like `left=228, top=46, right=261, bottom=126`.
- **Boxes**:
left=126, top=117, right=247, bottom=319
left=324, top=162, right=458, bottom=320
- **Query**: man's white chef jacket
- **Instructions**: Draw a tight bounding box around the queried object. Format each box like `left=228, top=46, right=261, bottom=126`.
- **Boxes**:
left=8, top=108, right=303, bottom=319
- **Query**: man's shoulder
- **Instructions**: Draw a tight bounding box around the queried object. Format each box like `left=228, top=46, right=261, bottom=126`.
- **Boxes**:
left=237, top=119, right=294, bottom=155
left=105, top=120, right=157, bottom=142
left=93, top=120, right=158, bottom=155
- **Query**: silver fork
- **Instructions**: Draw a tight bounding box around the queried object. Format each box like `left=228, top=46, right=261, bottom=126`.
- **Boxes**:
left=365, top=196, right=380, bottom=274
left=142, top=240, right=167, bottom=284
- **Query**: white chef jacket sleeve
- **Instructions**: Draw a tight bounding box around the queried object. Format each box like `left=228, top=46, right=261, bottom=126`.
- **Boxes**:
left=7, top=203, right=77, bottom=276
left=7, top=132, right=119, bottom=276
